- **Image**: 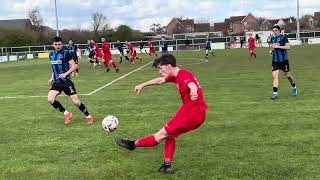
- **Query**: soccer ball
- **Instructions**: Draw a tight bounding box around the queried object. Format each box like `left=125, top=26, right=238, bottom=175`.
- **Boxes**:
left=102, top=115, right=119, bottom=132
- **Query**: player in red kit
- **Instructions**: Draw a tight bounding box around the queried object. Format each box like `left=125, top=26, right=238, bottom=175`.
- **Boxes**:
left=101, top=38, right=119, bottom=73
left=128, top=42, right=142, bottom=64
left=248, top=34, right=257, bottom=59
left=91, top=40, right=103, bottom=67
left=115, top=54, right=208, bottom=174
left=147, top=41, right=158, bottom=58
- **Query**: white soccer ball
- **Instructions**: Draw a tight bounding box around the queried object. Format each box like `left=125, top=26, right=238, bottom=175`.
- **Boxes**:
left=102, top=115, right=119, bottom=132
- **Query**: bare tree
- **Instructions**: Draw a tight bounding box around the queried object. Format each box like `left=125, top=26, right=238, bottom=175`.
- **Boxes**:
left=28, top=7, right=43, bottom=31
left=91, top=12, right=108, bottom=36
left=150, top=23, right=166, bottom=34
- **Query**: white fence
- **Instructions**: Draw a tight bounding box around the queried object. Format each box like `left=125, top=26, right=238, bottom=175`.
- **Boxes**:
left=1, top=31, right=320, bottom=63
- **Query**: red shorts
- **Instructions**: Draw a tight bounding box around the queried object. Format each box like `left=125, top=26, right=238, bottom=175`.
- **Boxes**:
left=164, top=107, right=206, bottom=138
left=149, top=47, right=156, bottom=54
left=249, top=47, right=255, bottom=52
left=103, top=53, right=112, bottom=61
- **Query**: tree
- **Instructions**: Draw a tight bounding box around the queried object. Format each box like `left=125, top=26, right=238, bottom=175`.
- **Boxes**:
left=300, top=14, right=314, bottom=31
left=28, top=7, right=43, bottom=31
left=91, top=12, right=108, bottom=37
left=114, top=25, right=133, bottom=41
left=150, top=23, right=166, bottom=34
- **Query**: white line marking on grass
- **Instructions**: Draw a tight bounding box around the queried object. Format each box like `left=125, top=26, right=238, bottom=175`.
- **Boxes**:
left=87, top=61, right=153, bottom=95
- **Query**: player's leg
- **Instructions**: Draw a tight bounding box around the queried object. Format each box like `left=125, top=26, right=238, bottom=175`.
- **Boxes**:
left=75, top=58, right=79, bottom=76
left=284, top=68, right=297, bottom=97
left=65, top=81, right=94, bottom=124
left=119, top=52, right=123, bottom=63
left=48, top=88, right=72, bottom=124
left=103, top=58, right=110, bottom=72
left=205, top=49, right=209, bottom=58
left=272, top=69, right=280, bottom=100
left=110, top=60, right=119, bottom=72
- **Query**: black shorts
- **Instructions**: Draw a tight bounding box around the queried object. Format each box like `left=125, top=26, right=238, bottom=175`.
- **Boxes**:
left=272, top=61, right=290, bottom=72
left=73, top=57, right=78, bottom=64
left=50, top=80, right=77, bottom=96
left=89, top=51, right=96, bottom=58
left=205, top=47, right=211, bottom=50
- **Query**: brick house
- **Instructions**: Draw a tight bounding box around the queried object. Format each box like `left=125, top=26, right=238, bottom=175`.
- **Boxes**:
left=166, top=18, right=211, bottom=35
left=214, top=13, right=257, bottom=34
left=314, top=12, right=320, bottom=28
left=261, top=17, right=296, bottom=31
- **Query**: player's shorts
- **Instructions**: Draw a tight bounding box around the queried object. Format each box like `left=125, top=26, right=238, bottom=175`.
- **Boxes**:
left=50, top=80, right=77, bottom=96
left=164, top=108, right=206, bottom=138
left=73, top=56, right=78, bottom=64
left=103, top=53, right=112, bottom=62
left=89, top=51, right=96, bottom=58
left=272, top=61, right=290, bottom=72
left=149, top=47, right=156, bottom=54
left=205, top=47, right=211, bottom=50
left=118, top=50, right=124, bottom=55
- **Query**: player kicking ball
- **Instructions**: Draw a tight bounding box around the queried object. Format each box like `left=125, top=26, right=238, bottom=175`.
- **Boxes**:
left=48, top=37, right=94, bottom=124
left=115, top=54, right=208, bottom=174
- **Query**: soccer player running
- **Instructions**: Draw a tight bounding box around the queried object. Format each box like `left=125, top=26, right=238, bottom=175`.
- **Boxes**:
left=147, top=41, right=158, bottom=58
left=270, top=25, right=297, bottom=100
left=115, top=54, right=208, bottom=174
left=86, top=40, right=98, bottom=67
left=205, top=37, right=215, bottom=58
left=248, top=33, right=257, bottom=59
left=101, top=38, right=119, bottom=73
left=66, top=39, right=79, bottom=76
left=114, top=40, right=129, bottom=63
left=128, top=42, right=142, bottom=64
left=91, top=40, right=103, bottom=67
left=160, top=39, right=169, bottom=55
left=138, top=40, right=148, bottom=53
left=48, top=37, right=94, bottom=124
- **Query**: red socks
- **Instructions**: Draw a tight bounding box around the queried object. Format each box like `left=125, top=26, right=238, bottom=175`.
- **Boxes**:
left=134, top=135, right=159, bottom=147
left=112, top=62, right=117, bottom=69
left=164, top=138, right=176, bottom=163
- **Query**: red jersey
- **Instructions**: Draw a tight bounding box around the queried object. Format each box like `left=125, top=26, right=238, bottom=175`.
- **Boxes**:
left=166, top=69, right=207, bottom=112
left=102, top=42, right=111, bottom=55
left=93, top=42, right=102, bottom=55
left=248, top=37, right=255, bottom=49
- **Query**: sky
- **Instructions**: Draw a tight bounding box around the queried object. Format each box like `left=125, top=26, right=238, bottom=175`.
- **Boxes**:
left=0, top=0, right=319, bottom=32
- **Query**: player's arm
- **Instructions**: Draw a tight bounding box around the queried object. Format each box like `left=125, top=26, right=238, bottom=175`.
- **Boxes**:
left=58, top=59, right=77, bottom=79
left=273, top=42, right=290, bottom=50
left=187, top=82, right=198, bottom=101
left=134, top=77, right=166, bottom=95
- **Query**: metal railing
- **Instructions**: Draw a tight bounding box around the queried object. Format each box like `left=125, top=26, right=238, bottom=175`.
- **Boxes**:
left=1, top=31, right=320, bottom=62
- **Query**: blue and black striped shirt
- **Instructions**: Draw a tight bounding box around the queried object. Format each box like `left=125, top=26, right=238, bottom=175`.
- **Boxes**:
left=49, top=50, right=73, bottom=83
left=66, top=44, right=78, bottom=60
left=272, top=34, right=289, bottom=62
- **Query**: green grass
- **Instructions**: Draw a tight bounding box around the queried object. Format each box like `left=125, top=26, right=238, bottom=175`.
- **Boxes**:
left=1, top=45, right=320, bottom=179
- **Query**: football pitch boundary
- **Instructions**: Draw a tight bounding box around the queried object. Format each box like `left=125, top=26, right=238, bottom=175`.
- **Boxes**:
left=0, top=58, right=207, bottom=100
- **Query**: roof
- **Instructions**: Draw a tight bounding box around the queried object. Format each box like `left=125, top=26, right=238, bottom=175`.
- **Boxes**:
left=213, top=22, right=230, bottom=31
left=178, top=18, right=194, bottom=26
left=0, top=19, right=32, bottom=30
left=230, top=16, right=246, bottom=23
left=314, top=12, right=320, bottom=21
left=268, top=19, right=280, bottom=26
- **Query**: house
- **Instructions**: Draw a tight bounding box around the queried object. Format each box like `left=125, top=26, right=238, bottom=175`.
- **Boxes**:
left=261, top=17, right=296, bottom=31
left=314, top=12, right=320, bottom=27
left=166, top=18, right=211, bottom=35
left=214, top=13, right=257, bottom=34
left=0, top=19, right=32, bottom=31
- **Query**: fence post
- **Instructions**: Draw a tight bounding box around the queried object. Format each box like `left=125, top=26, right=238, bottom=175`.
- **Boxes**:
left=29, top=46, right=31, bottom=54
left=176, top=40, right=178, bottom=51
left=44, top=46, right=46, bottom=51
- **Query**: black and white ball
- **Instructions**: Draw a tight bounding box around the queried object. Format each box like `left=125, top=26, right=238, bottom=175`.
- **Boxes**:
left=102, top=115, right=119, bottom=132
